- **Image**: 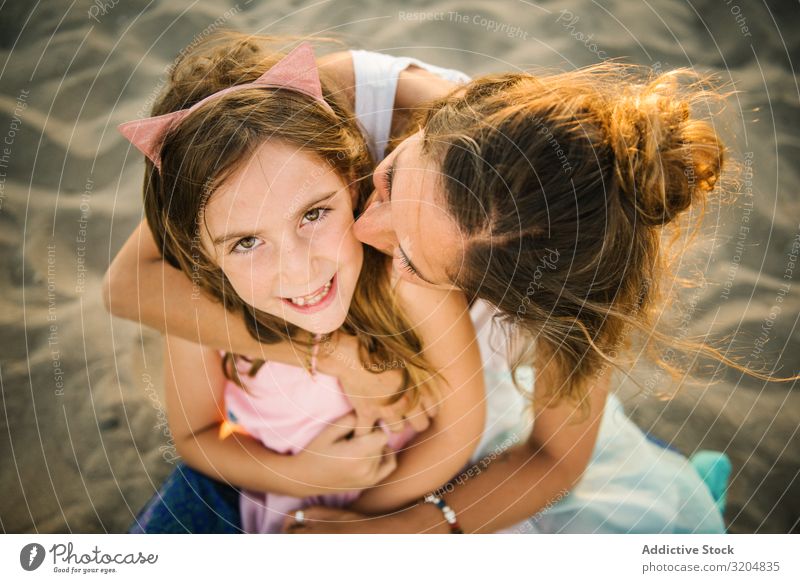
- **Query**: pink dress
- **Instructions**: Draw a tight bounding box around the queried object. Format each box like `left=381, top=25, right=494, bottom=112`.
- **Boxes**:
left=221, top=354, right=415, bottom=533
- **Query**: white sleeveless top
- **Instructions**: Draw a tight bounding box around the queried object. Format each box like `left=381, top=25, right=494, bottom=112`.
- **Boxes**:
left=350, top=50, right=470, bottom=161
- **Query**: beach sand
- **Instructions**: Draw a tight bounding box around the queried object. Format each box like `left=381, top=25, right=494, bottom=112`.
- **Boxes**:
left=1, top=0, right=797, bottom=533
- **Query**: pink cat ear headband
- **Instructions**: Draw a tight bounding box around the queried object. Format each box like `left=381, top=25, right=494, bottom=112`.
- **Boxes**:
left=117, top=42, right=333, bottom=171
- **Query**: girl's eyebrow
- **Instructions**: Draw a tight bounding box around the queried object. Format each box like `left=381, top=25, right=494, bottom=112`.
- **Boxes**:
left=289, top=190, right=338, bottom=220
left=211, top=190, right=338, bottom=247
left=212, top=229, right=263, bottom=247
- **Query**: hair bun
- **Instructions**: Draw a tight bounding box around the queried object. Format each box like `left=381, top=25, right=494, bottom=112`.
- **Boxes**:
left=606, top=71, right=724, bottom=227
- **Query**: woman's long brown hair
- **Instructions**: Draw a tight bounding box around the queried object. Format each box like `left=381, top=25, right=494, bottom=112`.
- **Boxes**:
left=419, top=64, right=796, bottom=415
left=143, top=32, right=434, bottom=404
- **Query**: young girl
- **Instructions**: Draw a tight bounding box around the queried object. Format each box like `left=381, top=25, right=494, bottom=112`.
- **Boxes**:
left=117, top=37, right=485, bottom=533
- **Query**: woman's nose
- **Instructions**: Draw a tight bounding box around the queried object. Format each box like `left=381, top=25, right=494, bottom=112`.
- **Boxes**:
left=354, top=197, right=397, bottom=255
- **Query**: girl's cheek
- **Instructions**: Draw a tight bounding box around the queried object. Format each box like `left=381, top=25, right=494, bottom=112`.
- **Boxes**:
left=319, top=217, right=360, bottom=254
left=224, top=265, right=270, bottom=305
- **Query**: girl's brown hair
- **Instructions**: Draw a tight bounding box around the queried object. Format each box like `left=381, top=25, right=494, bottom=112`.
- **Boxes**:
left=144, top=32, right=433, bottom=402
left=419, top=64, right=789, bottom=413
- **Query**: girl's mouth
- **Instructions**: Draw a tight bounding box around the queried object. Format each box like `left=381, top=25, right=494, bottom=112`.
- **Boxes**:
left=281, top=274, right=337, bottom=314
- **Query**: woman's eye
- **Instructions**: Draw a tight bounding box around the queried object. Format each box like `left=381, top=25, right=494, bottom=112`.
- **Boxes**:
left=232, top=236, right=260, bottom=254
left=300, top=207, right=330, bottom=226
left=396, top=250, right=418, bottom=277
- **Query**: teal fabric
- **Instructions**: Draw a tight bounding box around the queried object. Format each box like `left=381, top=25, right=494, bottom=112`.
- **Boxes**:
left=690, top=450, right=732, bottom=516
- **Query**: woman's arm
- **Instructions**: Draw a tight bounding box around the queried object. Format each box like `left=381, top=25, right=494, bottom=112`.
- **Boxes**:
left=347, top=281, right=486, bottom=514
left=163, top=334, right=398, bottom=496
left=391, top=64, right=460, bottom=141
left=318, top=50, right=462, bottom=143
left=286, top=356, right=609, bottom=533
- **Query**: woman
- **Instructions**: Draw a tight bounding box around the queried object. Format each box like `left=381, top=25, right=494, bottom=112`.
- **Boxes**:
left=285, top=66, right=740, bottom=533
left=107, top=38, right=729, bottom=533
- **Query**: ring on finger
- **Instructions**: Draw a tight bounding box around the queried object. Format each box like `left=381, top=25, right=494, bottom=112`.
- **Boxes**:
left=294, top=510, right=305, bottom=525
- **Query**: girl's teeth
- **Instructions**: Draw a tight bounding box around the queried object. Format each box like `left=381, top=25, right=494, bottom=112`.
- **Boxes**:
left=289, top=281, right=331, bottom=307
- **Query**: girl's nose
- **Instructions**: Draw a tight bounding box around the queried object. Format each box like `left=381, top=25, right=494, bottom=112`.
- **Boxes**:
left=353, top=198, right=396, bottom=255
left=276, top=240, right=316, bottom=292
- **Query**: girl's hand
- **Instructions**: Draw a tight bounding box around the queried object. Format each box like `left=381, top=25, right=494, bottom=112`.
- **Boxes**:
left=281, top=506, right=396, bottom=534
left=317, top=333, right=438, bottom=436
left=294, top=413, right=398, bottom=493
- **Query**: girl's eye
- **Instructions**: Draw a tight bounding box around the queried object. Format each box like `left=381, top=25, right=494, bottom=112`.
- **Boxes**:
left=231, top=236, right=260, bottom=254
left=300, top=207, right=331, bottom=226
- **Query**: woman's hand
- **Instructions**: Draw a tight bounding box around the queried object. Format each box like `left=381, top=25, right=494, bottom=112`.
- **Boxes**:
left=294, top=413, right=398, bottom=493
left=316, top=333, right=438, bottom=436
left=281, top=506, right=399, bottom=534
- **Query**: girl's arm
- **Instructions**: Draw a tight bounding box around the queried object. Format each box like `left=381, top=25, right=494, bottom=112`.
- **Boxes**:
left=163, top=334, right=398, bottom=496
left=287, top=357, right=609, bottom=533
left=347, top=281, right=486, bottom=514
left=104, top=221, right=274, bottom=359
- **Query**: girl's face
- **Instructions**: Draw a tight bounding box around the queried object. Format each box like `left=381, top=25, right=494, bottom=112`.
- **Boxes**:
left=200, top=140, right=363, bottom=335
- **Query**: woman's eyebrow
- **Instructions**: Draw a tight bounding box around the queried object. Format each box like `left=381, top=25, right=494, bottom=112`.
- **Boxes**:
left=386, top=146, right=409, bottom=202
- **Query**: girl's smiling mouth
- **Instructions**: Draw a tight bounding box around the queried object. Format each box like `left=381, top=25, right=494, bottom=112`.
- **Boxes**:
left=281, top=274, right=337, bottom=314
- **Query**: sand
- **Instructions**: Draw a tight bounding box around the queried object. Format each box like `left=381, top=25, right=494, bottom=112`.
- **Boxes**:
left=0, top=0, right=797, bottom=533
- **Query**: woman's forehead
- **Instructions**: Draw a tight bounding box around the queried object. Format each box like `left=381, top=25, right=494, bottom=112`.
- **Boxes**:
left=390, top=136, right=464, bottom=285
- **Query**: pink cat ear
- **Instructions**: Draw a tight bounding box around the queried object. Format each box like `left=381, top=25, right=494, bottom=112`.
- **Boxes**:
left=118, top=42, right=330, bottom=171
left=255, top=42, right=327, bottom=105
left=118, top=109, right=189, bottom=171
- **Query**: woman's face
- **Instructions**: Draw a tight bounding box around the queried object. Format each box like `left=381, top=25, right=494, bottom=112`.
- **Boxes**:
left=200, top=140, right=363, bottom=335
left=354, top=131, right=464, bottom=289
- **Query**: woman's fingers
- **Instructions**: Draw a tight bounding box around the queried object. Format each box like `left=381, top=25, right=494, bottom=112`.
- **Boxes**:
left=314, top=412, right=358, bottom=443
left=402, top=402, right=431, bottom=432
left=353, top=427, right=389, bottom=452
left=374, top=447, right=398, bottom=482
left=379, top=399, right=407, bottom=433
left=420, top=391, right=440, bottom=419
left=351, top=407, right=380, bottom=437
left=379, top=391, right=440, bottom=433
